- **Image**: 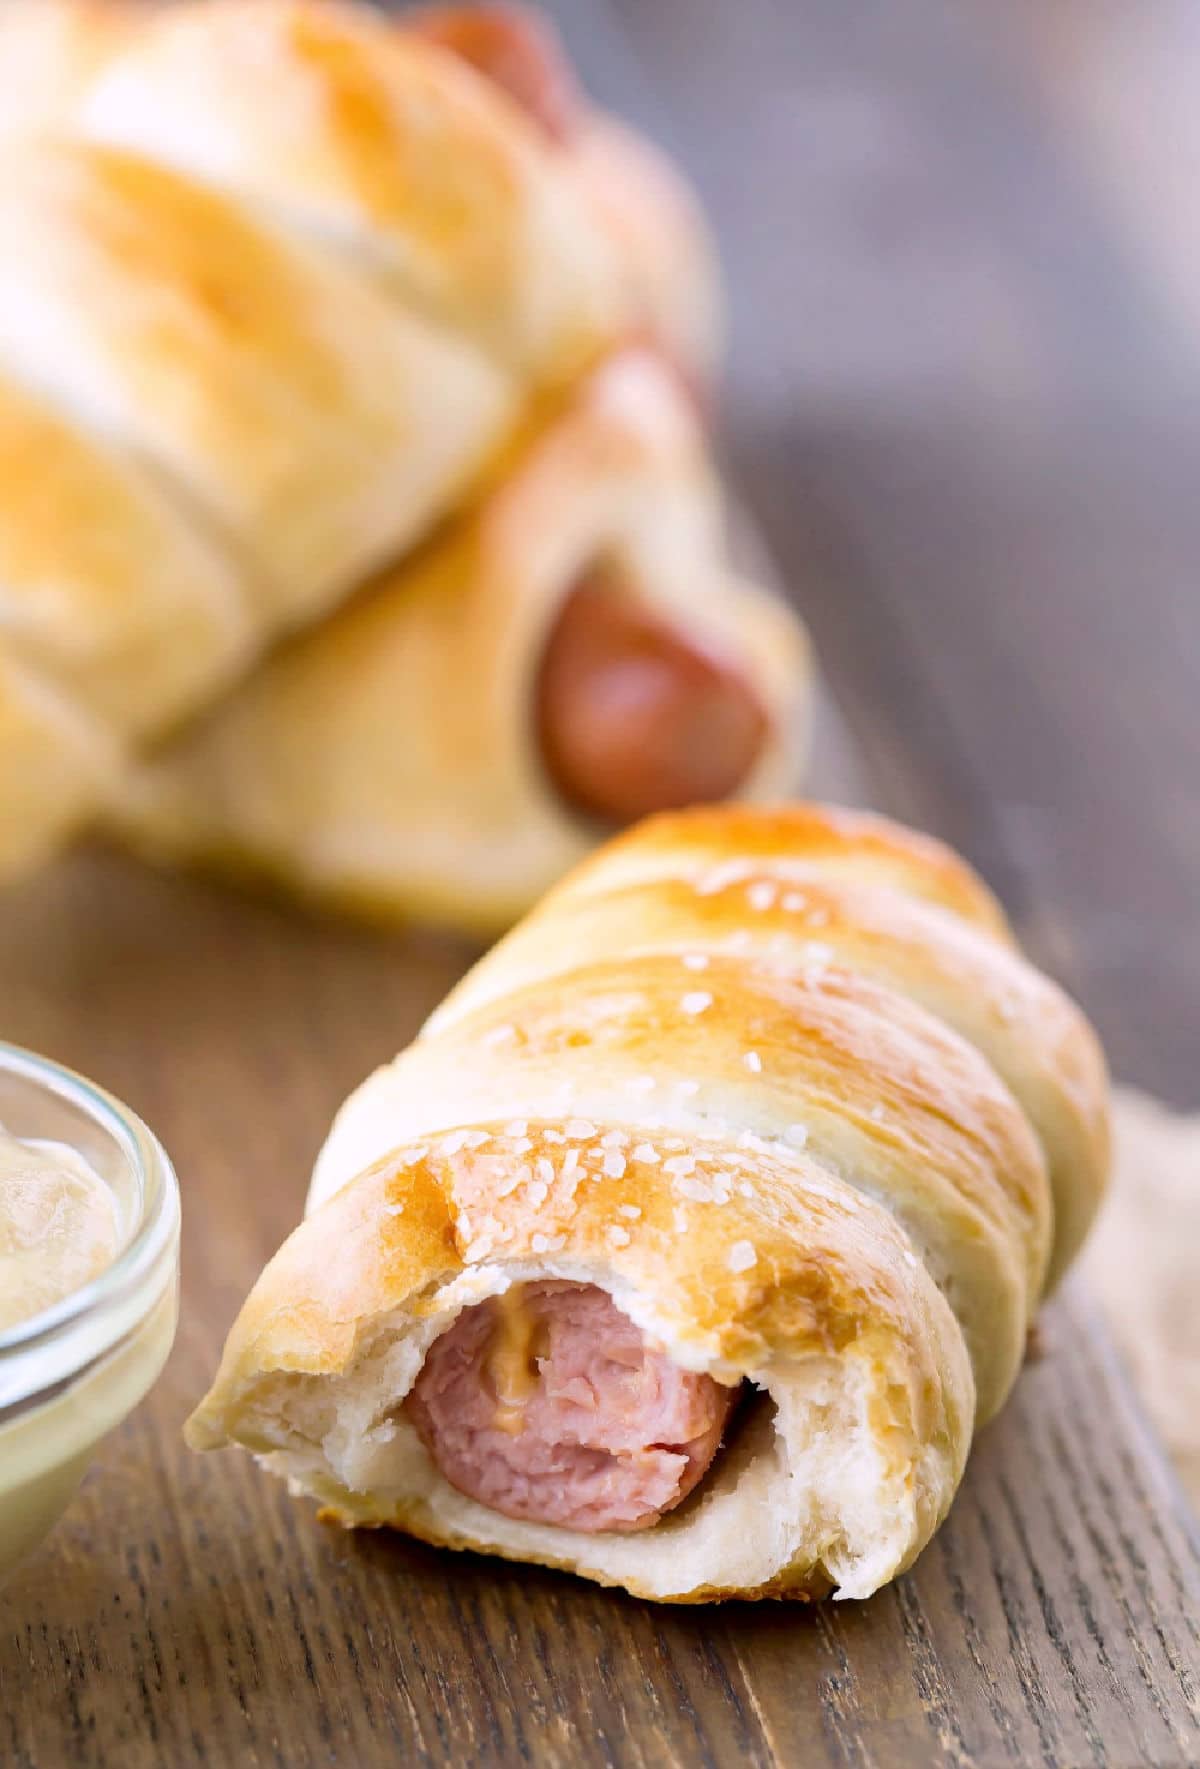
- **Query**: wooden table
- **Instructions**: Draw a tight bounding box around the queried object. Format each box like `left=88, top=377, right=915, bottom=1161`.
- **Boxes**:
left=2, top=1, right=1199, bottom=1763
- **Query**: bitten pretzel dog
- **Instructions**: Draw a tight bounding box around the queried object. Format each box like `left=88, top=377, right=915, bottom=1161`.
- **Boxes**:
left=188, top=805, right=1110, bottom=1601
left=0, top=0, right=745, bottom=896
left=114, top=352, right=805, bottom=933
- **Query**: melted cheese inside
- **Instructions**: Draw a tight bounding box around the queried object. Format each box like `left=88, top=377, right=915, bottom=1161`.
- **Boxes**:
left=0, top=1130, right=120, bottom=1332
left=487, top=1287, right=545, bottom=1435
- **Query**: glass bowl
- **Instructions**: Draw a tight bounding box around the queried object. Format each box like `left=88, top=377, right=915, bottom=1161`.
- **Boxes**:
left=0, top=1044, right=180, bottom=1582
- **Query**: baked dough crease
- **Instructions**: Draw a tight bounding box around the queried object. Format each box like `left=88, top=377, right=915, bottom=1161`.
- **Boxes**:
left=188, top=805, right=1111, bottom=1601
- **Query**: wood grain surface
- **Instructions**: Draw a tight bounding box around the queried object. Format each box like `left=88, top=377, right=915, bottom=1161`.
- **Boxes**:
left=3, top=0, right=1200, bottom=1764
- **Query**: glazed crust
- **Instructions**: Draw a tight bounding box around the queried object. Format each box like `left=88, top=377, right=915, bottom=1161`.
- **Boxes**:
left=434, top=804, right=1109, bottom=1281
left=115, top=353, right=809, bottom=934
left=188, top=804, right=1110, bottom=1601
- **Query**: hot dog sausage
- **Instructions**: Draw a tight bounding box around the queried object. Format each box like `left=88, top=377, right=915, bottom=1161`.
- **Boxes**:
left=407, top=1280, right=737, bottom=1532
left=536, top=570, right=768, bottom=823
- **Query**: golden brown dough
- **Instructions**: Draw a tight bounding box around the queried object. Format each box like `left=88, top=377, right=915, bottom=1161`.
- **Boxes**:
left=188, top=803, right=1110, bottom=1602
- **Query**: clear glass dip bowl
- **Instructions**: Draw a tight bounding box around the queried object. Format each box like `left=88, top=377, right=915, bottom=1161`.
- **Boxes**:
left=0, top=1044, right=180, bottom=1582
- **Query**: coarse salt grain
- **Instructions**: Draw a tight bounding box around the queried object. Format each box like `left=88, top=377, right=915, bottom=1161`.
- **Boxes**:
left=526, top=1180, right=549, bottom=1208
left=566, top=1119, right=597, bottom=1139
left=483, top=1024, right=515, bottom=1047
left=608, top=1225, right=631, bottom=1248
left=782, top=892, right=806, bottom=913
left=601, top=1130, right=628, bottom=1148
left=784, top=1123, right=809, bottom=1148
left=383, top=1201, right=405, bottom=1217
left=505, top=1120, right=528, bottom=1137
left=618, top=1204, right=642, bottom=1220
left=728, top=1240, right=757, bottom=1272
left=664, top=1154, right=696, bottom=1176
left=680, top=991, right=713, bottom=1016
left=440, top=1130, right=472, bottom=1155
left=869, top=1104, right=886, bottom=1123
left=535, top=1157, right=554, bottom=1185
left=508, top=1138, right=533, bottom=1155
left=531, top=1233, right=551, bottom=1253
left=673, top=1207, right=689, bottom=1234
left=633, top=1143, right=660, bottom=1164
left=602, top=1151, right=627, bottom=1179
left=806, top=943, right=835, bottom=966
left=743, top=1051, right=763, bottom=1073
left=543, top=1129, right=565, bottom=1144
left=682, top=953, right=710, bottom=972
left=747, top=881, right=776, bottom=912
left=561, top=1148, right=580, bottom=1180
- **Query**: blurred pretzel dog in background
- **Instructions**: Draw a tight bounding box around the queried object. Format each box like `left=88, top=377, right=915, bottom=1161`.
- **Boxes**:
left=188, top=805, right=1111, bottom=1601
left=118, top=350, right=803, bottom=932
left=0, top=0, right=806, bottom=928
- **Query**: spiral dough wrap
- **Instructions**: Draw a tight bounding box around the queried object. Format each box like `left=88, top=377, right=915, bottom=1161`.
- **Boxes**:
left=188, top=804, right=1110, bottom=1602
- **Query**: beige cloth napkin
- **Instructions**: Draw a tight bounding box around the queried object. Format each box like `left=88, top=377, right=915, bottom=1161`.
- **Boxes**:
left=1081, top=1088, right=1200, bottom=1506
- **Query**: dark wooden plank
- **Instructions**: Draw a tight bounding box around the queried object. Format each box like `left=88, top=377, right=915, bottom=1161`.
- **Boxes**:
left=995, top=0, right=1200, bottom=349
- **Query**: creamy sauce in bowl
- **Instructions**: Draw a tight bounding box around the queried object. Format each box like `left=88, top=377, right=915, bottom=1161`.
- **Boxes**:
left=0, top=1130, right=121, bottom=1332
left=0, top=1050, right=180, bottom=1584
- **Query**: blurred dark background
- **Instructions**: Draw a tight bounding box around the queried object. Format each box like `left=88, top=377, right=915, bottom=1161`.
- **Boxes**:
left=503, top=0, right=1200, bottom=1105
